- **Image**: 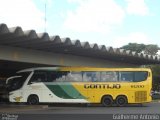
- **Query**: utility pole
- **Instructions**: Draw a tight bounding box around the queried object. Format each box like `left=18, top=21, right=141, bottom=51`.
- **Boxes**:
left=44, top=0, right=47, bottom=32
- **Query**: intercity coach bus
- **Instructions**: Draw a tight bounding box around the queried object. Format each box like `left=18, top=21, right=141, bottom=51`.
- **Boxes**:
left=7, top=67, right=152, bottom=106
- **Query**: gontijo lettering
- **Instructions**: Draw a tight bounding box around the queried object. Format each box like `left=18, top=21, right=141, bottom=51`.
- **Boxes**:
left=84, top=84, right=121, bottom=89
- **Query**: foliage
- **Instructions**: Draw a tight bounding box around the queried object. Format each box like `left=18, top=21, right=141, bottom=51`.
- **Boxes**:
left=120, top=43, right=145, bottom=53
left=147, top=65, right=160, bottom=91
left=120, top=43, right=160, bottom=55
left=149, top=65, right=160, bottom=77
left=144, top=45, right=159, bottom=55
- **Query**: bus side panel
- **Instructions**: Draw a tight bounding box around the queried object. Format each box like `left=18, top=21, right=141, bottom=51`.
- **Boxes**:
left=22, top=83, right=43, bottom=102
left=43, top=82, right=89, bottom=103
left=74, top=81, right=152, bottom=104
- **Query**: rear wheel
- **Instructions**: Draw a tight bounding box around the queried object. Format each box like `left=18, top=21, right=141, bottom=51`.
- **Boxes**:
left=115, top=96, right=128, bottom=107
left=27, top=95, right=39, bottom=105
left=101, top=96, right=113, bottom=107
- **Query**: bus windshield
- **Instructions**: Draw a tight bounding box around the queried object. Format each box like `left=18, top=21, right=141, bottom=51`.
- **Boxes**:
left=6, top=72, right=31, bottom=91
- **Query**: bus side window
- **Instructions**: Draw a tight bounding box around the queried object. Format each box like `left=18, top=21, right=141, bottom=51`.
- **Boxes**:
left=119, top=72, right=134, bottom=82
left=29, top=72, right=47, bottom=84
left=101, top=72, right=118, bottom=82
left=48, top=72, right=59, bottom=82
left=65, top=72, right=82, bottom=82
left=83, top=72, right=92, bottom=82
left=72, top=72, right=83, bottom=82
left=83, top=72, right=100, bottom=82
left=134, top=71, right=148, bottom=82
left=54, top=71, right=69, bottom=82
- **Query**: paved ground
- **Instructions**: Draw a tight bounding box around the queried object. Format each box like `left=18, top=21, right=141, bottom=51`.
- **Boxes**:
left=0, top=102, right=160, bottom=114
left=0, top=102, right=160, bottom=120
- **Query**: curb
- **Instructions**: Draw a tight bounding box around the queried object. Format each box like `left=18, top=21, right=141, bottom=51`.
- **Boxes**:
left=152, top=100, right=160, bottom=103
left=0, top=105, right=49, bottom=113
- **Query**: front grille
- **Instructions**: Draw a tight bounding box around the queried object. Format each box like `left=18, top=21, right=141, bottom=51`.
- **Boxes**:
left=135, top=91, right=147, bottom=102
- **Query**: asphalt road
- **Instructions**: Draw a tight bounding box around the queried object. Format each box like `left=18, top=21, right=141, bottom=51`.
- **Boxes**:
left=0, top=102, right=160, bottom=120
left=1, top=102, right=159, bottom=114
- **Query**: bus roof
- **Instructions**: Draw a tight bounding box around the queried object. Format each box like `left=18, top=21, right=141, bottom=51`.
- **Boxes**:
left=17, top=67, right=151, bottom=73
left=17, top=67, right=59, bottom=73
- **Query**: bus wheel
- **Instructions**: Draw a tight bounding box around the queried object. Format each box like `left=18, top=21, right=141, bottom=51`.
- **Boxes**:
left=101, top=96, right=113, bottom=107
left=27, top=95, right=39, bottom=105
left=115, top=96, right=128, bottom=107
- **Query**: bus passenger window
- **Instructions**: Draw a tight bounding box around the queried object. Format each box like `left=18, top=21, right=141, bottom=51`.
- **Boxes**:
left=119, top=72, right=134, bottom=82
left=83, top=72, right=100, bottom=82
left=48, top=72, right=61, bottom=82
left=101, top=72, right=118, bottom=82
left=66, top=72, right=82, bottom=82
left=83, top=72, right=92, bottom=82
left=65, top=73, right=73, bottom=82
left=29, top=72, right=47, bottom=83
left=134, top=71, right=148, bottom=82
left=54, top=72, right=68, bottom=82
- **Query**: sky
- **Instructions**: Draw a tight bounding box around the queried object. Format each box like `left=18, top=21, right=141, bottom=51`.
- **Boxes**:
left=0, top=0, right=160, bottom=48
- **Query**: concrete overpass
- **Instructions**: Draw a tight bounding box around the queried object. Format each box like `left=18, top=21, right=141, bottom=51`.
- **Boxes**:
left=0, top=23, right=160, bottom=78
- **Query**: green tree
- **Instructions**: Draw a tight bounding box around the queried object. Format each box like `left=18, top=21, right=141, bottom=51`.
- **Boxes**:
left=147, top=65, right=160, bottom=91
left=144, top=45, right=159, bottom=55
left=120, top=43, right=160, bottom=55
left=120, top=43, right=145, bottom=53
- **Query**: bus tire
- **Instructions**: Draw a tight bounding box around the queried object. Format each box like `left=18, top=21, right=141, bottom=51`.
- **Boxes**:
left=101, top=95, right=113, bottom=107
left=27, top=95, right=39, bottom=105
left=115, top=95, right=128, bottom=107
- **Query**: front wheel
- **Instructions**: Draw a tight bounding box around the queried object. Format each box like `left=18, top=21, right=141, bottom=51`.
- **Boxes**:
left=27, top=95, right=39, bottom=105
